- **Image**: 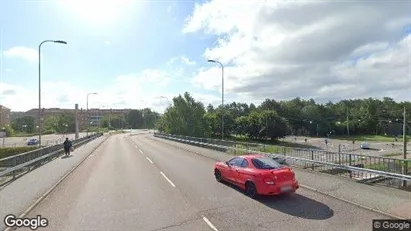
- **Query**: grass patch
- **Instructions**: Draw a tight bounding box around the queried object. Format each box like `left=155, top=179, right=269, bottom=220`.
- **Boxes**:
left=382, top=153, right=403, bottom=157
left=332, top=135, right=411, bottom=142
left=110, top=130, right=126, bottom=135
left=365, top=163, right=390, bottom=171
left=82, top=127, right=110, bottom=133
left=0, top=146, right=39, bottom=159
left=12, top=132, right=37, bottom=137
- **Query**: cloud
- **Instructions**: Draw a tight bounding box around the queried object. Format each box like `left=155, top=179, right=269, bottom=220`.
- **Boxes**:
left=167, top=5, right=173, bottom=14
left=185, top=0, right=411, bottom=102
left=0, top=68, right=176, bottom=113
left=57, top=95, right=69, bottom=103
left=181, top=56, right=196, bottom=65
left=3, top=46, right=37, bottom=62
left=1, top=89, right=16, bottom=96
left=105, top=41, right=111, bottom=45
left=167, top=56, right=196, bottom=66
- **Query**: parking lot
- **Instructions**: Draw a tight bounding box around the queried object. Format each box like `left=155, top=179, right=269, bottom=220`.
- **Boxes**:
left=284, top=136, right=410, bottom=158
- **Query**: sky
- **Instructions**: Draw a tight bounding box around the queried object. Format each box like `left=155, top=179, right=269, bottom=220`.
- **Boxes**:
left=0, top=0, right=410, bottom=113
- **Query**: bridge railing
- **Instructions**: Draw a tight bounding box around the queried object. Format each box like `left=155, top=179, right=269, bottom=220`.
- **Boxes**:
left=0, top=133, right=103, bottom=184
left=153, top=133, right=411, bottom=189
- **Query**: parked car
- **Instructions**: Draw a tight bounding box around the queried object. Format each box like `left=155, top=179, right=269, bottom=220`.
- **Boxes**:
left=27, top=138, right=39, bottom=146
left=360, top=142, right=370, bottom=149
left=214, top=154, right=299, bottom=198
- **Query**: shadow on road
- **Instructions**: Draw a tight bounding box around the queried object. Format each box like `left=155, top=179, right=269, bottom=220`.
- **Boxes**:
left=257, top=193, right=334, bottom=220
left=61, top=155, right=73, bottom=159
left=221, top=181, right=334, bottom=220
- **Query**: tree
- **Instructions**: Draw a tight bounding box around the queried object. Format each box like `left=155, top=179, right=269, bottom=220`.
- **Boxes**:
left=155, top=91, right=411, bottom=139
left=157, top=92, right=208, bottom=137
left=43, top=113, right=75, bottom=134
left=126, top=110, right=143, bottom=129
left=101, top=115, right=126, bottom=129
left=56, top=113, right=75, bottom=133
left=141, top=108, right=160, bottom=129
left=2, top=125, right=15, bottom=137
left=44, top=116, right=59, bottom=134
left=11, top=116, right=36, bottom=133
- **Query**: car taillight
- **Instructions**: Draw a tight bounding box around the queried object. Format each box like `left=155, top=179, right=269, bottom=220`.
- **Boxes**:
left=263, top=176, right=276, bottom=185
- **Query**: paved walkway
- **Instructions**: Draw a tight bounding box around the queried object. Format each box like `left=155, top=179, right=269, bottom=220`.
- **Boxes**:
left=0, top=135, right=109, bottom=230
left=150, top=136, right=411, bottom=219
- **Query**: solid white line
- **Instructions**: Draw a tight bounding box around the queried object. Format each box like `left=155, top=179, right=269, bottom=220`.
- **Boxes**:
left=146, top=157, right=153, bottom=164
left=203, top=217, right=219, bottom=231
left=139, top=149, right=143, bottom=153
left=160, top=171, right=176, bottom=187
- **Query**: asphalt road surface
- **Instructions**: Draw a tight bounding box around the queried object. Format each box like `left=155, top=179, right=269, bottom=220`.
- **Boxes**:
left=18, top=133, right=388, bottom=231
left=1, top=133, right=91, bottom=147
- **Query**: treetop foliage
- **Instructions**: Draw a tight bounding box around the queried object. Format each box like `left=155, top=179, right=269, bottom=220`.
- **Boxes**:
left=156, top=93, right=411, bottom=139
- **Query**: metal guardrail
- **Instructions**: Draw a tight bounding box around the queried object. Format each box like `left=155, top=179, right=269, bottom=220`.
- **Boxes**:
left=154, top=133, right=411, bottom=188
left=0, top=133, right=103, bottom=182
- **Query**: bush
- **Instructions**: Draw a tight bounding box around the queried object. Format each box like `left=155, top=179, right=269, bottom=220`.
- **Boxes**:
left=43, top=130, right=56, bottom=135
left=0, top=146, right=39, bottom=159
left=2, top=126, right=15, bottom=137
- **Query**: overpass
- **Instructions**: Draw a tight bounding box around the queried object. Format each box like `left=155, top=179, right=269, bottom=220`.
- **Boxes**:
left=0, top=130, right=410, bottom=231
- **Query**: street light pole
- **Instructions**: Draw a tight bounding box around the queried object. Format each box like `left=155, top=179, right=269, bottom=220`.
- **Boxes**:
left=208, top=59, right=224, bottom=140
left=86, top=93, right=98, bottom=137
left=38, top=40, right=67, bottom=146
left=402, top=106, right=408, bottom=187
left=346, top=106, right=350, bottom=136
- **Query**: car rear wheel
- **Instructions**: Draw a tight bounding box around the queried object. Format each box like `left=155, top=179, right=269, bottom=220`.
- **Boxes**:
left=214, top=169, right=222, bottom=182
left=245, top=182, right=258, bottom=198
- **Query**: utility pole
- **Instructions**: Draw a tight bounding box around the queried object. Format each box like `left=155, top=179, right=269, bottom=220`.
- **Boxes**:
left=402, top=106, right=408, bottom=187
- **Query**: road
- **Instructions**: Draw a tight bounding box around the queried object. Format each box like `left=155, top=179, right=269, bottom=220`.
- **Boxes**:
left=17, top=133, right=388, bottom=231
left=1, top=132, right=91, bottom=147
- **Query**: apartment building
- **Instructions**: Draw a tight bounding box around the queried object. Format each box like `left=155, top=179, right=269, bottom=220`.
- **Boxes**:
left=24, top=107, right=132, bottom=130
left=0, top=105, right=11, bottom=126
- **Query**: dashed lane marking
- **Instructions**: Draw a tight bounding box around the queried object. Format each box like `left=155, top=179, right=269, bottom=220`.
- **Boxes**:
left=160, top=171, right=176, bottom=187
left=203, top=217, right=219, bottom=231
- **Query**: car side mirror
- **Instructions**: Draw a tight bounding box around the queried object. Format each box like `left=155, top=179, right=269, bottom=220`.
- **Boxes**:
left=226, top=161, right=230, bottom=167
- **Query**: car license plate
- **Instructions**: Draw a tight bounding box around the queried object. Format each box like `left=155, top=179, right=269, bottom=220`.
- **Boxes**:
left=281, top=185, right=293, bottom=192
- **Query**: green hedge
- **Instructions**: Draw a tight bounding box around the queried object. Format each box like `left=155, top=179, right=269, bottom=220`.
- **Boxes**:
left=0, top=146, right=39, bottom=159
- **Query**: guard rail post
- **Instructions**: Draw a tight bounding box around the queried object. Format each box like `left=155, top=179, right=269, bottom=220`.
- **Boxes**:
left=311, top=150, right=314, bottom=170
left=349, top=154, right=353, bottom=179
left=12, top=157, right=16, bottom=179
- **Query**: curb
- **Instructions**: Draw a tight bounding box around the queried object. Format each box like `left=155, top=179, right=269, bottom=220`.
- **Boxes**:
left=3, top=135, right=110, bottom=231
left=149, top=135, right=408, bottom=220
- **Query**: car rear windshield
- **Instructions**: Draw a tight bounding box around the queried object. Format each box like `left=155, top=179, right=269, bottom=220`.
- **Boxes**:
left=251, top=157, right=282, bottom=170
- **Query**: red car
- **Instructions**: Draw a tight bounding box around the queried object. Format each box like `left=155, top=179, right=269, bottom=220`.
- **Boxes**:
left=214, top=154, right=299, bottom=198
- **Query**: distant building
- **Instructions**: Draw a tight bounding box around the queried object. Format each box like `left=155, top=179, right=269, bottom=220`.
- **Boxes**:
left=24, top=107, right=132, bottom=130
left=0, top=105, right=11, bottom=127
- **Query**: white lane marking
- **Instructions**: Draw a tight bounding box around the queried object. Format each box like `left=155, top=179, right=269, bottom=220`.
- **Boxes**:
left=139, top=149, right=143, bottom=153
left=135, top=145, right=139, bottom=148
left=203, top=217, right=219, bottom=231
left=160, top=171, right=176, bottom=187
left=146, top=157, right=153, bottom=164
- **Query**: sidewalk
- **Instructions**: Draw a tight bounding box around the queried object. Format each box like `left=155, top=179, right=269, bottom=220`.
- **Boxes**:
left=0, top=135, right=109, bottom=230
left=150, top=136, right=411, bottom=219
